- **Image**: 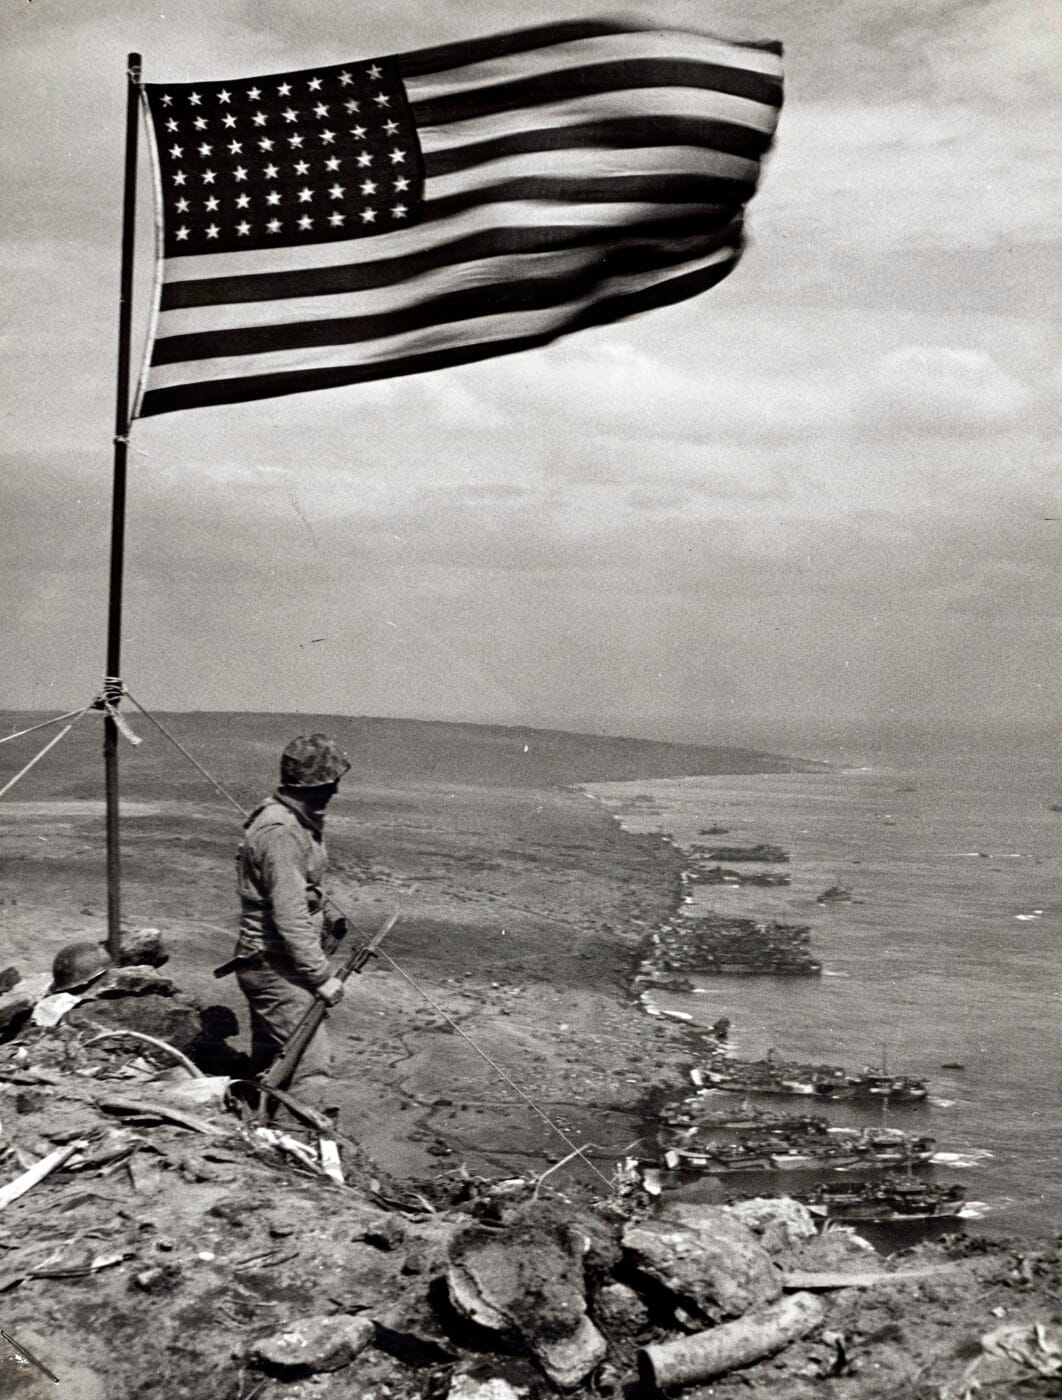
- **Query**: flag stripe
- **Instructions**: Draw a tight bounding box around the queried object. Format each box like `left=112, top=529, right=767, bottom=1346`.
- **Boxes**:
left=420, top=86, right=781, bottom=153
left=159, top=210, right=738, bottom=310
left=411, top=59, right=782, bottom=128
left=422, top=114, right=774, bottom=178
left=424, top=173, right=753, bottom=224
left=403, top=30, right=783, bottom=102
left=426, top=144, right=760, bottom=197
left=159, top=199, right=716, bottom=284
left=152, top=235, right=736, bottom=362
left=140, top=252, right=738, bottom=415
left=398, top=21, right=782, bottom=80
left=138, top=21, right=782, bottom=417
left=158, top=224, right=740, bottom=335
left=396, top=20, right=648, bottom=79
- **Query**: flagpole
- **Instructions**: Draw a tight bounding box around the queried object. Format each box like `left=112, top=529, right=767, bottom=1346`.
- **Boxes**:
left=103, top=52, right=142, bottom=960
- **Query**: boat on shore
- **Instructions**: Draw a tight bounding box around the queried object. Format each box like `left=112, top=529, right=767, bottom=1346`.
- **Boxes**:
left=816, top=1069, right=929, bottom=1102
left=697, top=1058, right=929, bottom=1102
left=796, top=1178, right=968, bottom=1222
left=659, top=1121, right=936, bottom=1175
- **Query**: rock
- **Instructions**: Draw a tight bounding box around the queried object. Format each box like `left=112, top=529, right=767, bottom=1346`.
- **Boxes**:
left=0, top=966, right=20, bottom=994
left=117, top=927, right=169, bottom=968
left=131, top=1263, right=183, bottom=1293
left=595, top=1281, right=650, bottom=1335
left=623, top=1204, right=781, bottom=1323
left=97, top=966, right=176, bottom=998
left=347, top=1201, right=406, bottom=1251
left=67, top=993, right=199, bottom=1048
left=447, top=1219, right=607, bottom=1388
left=726, top=1197, right=818, bottom=1254
left=448, top=1375, right=529, bottom=1400
left=0, top=974, right=51, bottom=1039
left=249, top=1313, right=375, bottom=1376
left=14, top=1091, right=47, bottom=1115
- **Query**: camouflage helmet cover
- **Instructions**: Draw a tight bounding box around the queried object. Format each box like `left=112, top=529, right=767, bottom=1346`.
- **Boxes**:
left=280, top=733, right=351, bottom=788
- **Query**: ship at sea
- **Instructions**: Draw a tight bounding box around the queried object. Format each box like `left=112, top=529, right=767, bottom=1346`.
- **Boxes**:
left=796, top=1178, right=969, bottom=1222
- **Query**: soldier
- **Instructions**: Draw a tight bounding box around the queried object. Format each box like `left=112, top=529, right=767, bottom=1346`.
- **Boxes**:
left=227, top=732, right=350, bottom=1115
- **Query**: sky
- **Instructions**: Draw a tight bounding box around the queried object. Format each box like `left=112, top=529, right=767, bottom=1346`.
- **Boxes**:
left=1, top=0, right=1058, bottom=753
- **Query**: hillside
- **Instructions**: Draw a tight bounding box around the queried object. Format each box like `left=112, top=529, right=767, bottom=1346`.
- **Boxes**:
left=1, top=710, right=824, bottom=805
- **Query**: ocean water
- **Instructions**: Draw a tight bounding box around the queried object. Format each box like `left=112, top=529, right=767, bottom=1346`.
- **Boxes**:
left=587, top=742, right=1062, bottom=1239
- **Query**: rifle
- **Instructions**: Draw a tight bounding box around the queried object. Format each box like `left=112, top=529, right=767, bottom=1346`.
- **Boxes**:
left=257, top=909, right=400, bottom=1099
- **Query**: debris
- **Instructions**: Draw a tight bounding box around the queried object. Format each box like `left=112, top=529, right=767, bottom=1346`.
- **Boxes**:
left=157, top=1075, right=230, bottom=1106
left=95, top=1096, right=224, bottom=1134
left=447, top=1373, right=530, bottom=1399
left=447, top=1218, right=607, bottom=1388
left=131, top=1263, right=183, bottom=1293
left=637, top=1290, right=826, bottom=1390
left=982, top=1320, right=1062, bottom=1378
left=30, top=991, right=83, bottom=1027
left=595, top=1281, right=650, bottom=1335
left=253, top=1126, right=328, bottom=1174
left=249, top=1313, right=375, bottom=1377
left=0, top=1140, right=89, bottom=1209
left=84, top=1028, right=205, bottom=1077
left=0, top=975, right=51, bottom=1037
left=944, top=1319, right=1062, bottom=1398
left=780, top=1263, right=964, bottom=1290
left=622, top=1203, right=781, bottom=1323
left=320, top=1138, right=344, bottom=1185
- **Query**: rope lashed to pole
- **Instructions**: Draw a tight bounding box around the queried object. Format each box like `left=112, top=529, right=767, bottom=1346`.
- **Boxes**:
left=0, top=710, right=89, bottom=800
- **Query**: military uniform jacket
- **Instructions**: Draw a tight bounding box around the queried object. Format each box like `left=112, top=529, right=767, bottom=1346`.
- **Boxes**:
left=235, top=794, right=330, bottom=986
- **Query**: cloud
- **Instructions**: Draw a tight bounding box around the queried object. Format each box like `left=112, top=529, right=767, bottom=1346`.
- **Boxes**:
left=860, top=345, right=1032, bottom=436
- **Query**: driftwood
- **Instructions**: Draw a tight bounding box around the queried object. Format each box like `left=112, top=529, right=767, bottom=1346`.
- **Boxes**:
left=0, top=1140, right=89, bottom=1210
left=781, top=1264, right=962, bottom=1290
left=638, top=1291, right=825, bottom=1390
left=95, top=1097, right=223, bottom=1135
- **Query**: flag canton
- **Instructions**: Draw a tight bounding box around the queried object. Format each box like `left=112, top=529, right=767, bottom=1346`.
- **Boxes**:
left=145, top=60, right=423, bottom=257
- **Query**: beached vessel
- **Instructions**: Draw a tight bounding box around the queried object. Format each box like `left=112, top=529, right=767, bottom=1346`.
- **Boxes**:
left=659, top=1125, right=935, bottom=1175
left=816, top=1069, right=929, bottom=1102
left=700, top=1057, right=845, bottom=1097
left=797, top=1178, right=968, bottom=1222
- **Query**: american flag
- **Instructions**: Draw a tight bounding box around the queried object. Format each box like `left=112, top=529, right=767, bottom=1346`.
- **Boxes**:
left=137, top=20, right=783, bottom=419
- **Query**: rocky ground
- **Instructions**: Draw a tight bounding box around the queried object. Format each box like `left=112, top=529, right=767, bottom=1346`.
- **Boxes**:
left=1, top=713, right=1060, bottom=1397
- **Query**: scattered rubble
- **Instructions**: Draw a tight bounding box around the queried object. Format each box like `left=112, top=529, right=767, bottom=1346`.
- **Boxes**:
left=1, top=927, right=1061, bottom=1398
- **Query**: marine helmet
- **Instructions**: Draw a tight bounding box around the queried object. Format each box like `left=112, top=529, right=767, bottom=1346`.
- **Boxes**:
left=280, top=733, right=351, bottom=788
left=51, top=941, right=112, bottom=993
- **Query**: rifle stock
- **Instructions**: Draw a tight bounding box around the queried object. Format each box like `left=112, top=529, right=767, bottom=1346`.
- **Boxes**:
left=259, top=909, right=400, bottom=1095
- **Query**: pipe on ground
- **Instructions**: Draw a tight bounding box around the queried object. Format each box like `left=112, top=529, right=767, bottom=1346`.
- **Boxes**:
left=637, top=1291, right=825, bottom=1391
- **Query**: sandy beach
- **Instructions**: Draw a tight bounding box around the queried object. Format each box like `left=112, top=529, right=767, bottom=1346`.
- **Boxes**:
left=0, top=711, right=820, bottom=1185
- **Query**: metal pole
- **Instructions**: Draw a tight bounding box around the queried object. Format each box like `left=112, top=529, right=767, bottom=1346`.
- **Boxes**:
left=104, top=52, right=142, bottom=959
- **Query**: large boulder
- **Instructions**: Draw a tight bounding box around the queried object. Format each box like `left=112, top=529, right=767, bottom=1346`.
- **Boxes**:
left=447, top=1218, right=607, bottom=1388
left=622, top=1202, right=781, bottom=1323
left=725, top=1197, right=818, bottom=1254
